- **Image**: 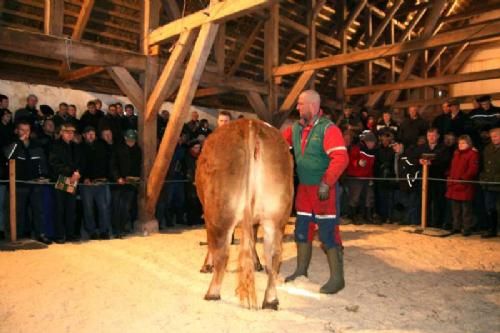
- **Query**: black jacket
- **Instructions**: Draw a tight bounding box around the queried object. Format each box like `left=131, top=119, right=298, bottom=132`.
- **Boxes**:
left=110, top=143, right=141, bottom=180
left=416, top=142, right=452, bottom=179
left=98, top=114, right=124, bottom=143
left=122, top=115, right=138, bottom=131
left=376, top=119, right=399, bottom=138
left=374, top=145, right=396, bottom=189
left=4, top=139, right=48, bottom=180
left=48, top=139, right=84, bottom=181
left=80, top=110, right=104, bottom=132
left=396, top=146, right=420, bottom=192
left=0, top=121, right=15, bottom=147
left=14, top=105, right=44, bottom=135
left=399, top=117, right=428, bottom=147
left=81, top=140, right=110, bottom=180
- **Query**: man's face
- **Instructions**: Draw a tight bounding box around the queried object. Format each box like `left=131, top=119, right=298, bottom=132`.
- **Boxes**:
left=343, top=108, right=353, bottom=118
left=408, top=106, right=418, bottom=118
left=190, top=144, right=201, bottom=156
left=43, top=121, right=55, bottom=134
left=381, top=136, right=392, bottom=147
left=444, top=134, right=456, bottom=147
left=95, top=101, right=102, bottom=110
left=125, top=138, right=136, bottom=147
left=17, top=124, right=31, bottom=141
left=296, top=93, right=318, bottom=125
left=1, top=98, right=9, bottom=109
left=68, top=106, right=77, bottom=117
left=441, top=103, right=450, bottom=114
left=116, top=104, right=123, bottom=114
left=59, top=104, right=68, bottom=114
left=365, top=141, right=376, bottom=150
left=392, top=143, right=403, bottom=154
left=383, top=113, right=391, bottom=123
left=427, top=131, right=439, bottom=145
left=480, top=101, right=491, bottom=111
left=27, top=96, right=38, bottom=108
left=108, top=106, right=117, bottom=116
left=83, top=130, right=96, bottom=143
left=88, top=104, right=96, bottom=113
left=101, top=130, right=113, bottom=144
left=450, top=104, right=459, bottom=114
left=490, top=130, right=500, bottom=145
left=61, top=129, right=75, bottom=143
left=2, top=112, right=11, bottom=123
left=217, top=115, right=231, bottom=127
left=125, top=107, right=134, bottom=116
left=160, top=111, right=169, bottom=120
left=192, top=112, right=199, bottom=121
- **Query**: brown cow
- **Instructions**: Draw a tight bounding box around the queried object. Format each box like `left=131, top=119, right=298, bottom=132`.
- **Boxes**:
left=196, top=119, right=293, bottom=310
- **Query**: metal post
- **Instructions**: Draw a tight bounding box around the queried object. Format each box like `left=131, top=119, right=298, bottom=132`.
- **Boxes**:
left=9, top=159, right=16, bottom=242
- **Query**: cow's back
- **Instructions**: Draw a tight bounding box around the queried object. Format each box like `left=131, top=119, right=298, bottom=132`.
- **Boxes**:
left=196, top=119, right=293, bottom=228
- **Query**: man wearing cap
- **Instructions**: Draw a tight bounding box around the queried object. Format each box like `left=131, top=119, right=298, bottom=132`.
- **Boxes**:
left=336, top=102, right=363, bottom=136
left=49, top=122, right=84, bottom=243
left=432, top=101, right=452, bottom=138
left=110, top=129, right=142, bottom=238
left=447, top=99, right=468, bottom=137
left=80, top=126, right=112, bottom=239
left=282, top=90, right=349, bottom=294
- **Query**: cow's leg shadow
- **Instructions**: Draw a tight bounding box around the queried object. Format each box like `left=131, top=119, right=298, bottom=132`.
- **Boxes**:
left=261, top=219, right=284, bottom=310
left=204, top=222, right=236, bottom=301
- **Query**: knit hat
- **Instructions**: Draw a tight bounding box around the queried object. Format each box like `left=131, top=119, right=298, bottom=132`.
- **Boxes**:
left=361, top=131, right=377, bottom=143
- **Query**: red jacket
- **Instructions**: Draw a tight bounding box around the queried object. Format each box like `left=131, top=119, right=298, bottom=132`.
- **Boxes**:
left=445, top=148, right=479, bottom=201
left=346, top=144, right=375, bottom=178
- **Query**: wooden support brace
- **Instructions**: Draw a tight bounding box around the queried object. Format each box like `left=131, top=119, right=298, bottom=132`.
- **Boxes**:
left=246, top=91, right=271, bottom=122
left=106, top=67, right=144, bottom=110
left=146, top=22, right=219, bottom=214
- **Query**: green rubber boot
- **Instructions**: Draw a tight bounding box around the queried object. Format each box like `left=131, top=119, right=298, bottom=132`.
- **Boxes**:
left=320, top=247, right=345, bottom=294
left=285, top=242, right=312, bottom=282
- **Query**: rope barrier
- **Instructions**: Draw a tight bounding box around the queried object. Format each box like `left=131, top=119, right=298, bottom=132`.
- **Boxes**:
left=0, top=179, right=191, bottom=186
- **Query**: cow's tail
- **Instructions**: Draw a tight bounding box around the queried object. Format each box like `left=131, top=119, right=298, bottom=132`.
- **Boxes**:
left=236, top=120, right=258, bottom=309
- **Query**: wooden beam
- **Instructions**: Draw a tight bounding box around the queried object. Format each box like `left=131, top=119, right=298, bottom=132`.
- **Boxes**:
left=336, top=0, right=347, bottom=101
left=0, top=27, right=146, bottom=71
left=146, top=22, right=219, bottom=214
left=148, top=0, right=268, bottom=45
left=392, top=92, right=500, bottom=109
left=272, top=20, right=500, bottom=77
left=215, top=23, right=226, bottom=75
left=442, top=42, right=470, bottom=74
left=279, top=70, right=315, bottom=113
left=161, top=0, right=181, bottom=21
left=307, top=0, right=317, bottom=89
left=425, top=47, right=447, bottom=73
left=106, top=67, right=144, bottom=109
left=365, top=0, right=403, bottom=48
left=145, top=30, right=197, bottom=121
left=399, top=8, right=427, bottom=42
left=246, top=91, right=271, bottom=122
left=383, top=0, right=448, bottom=106
left=195, top=87, right=230, bottom=98
left=264, top=1, right=279, bottom=118
left=227, top=21, right=263, bottom=76
left=345, top=69, right=500, bottom=96
left=61, top=65, right=104, bottom=82
left=280, top=16, right=341, bottom=49
left=343, top=0, right=367, bottom=36
left=44, top=0, right=64, bottom=36
left=71, top=0, right=94, bottom=40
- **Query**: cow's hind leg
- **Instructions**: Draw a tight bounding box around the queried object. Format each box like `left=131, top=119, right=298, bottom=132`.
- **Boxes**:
left=261, top=219, right=284, bottom=310
left=252, top=224, right=263, bottom=272
left=204, top=224, right=234, bottom=301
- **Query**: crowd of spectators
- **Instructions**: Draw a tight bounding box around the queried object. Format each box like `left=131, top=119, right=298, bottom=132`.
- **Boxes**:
left=0, top=91, right=498, bottom=245
left=332, top=95, right=500, bottom=238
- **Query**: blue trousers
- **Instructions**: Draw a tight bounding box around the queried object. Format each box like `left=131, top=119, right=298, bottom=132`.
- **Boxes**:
left=81, top=184, right=111, bottom=235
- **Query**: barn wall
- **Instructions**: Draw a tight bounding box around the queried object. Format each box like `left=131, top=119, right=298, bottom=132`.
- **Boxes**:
left=0, top=79, right=254, bottom=128
left=449, top=46, right=500, bottom=109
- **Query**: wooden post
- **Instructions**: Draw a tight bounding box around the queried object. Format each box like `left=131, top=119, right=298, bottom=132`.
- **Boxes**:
left=421, top=162, right=429, bottom=229
left=9, top=160, right=16, bottom=242
left=264, top=1, right=279, bottom=122
left=336, top=0, right=347, bottom=102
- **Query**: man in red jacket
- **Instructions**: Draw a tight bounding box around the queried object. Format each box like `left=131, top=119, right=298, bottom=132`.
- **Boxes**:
left=282, top=90, right=349, bottom=294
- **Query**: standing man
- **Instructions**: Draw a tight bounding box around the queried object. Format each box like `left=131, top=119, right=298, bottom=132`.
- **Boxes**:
left=282, top=90, right=349, bottom=294
left=4, top=120, right=51, bottom=244
left=399, top=105, right=428, bottom=148
left=49, top=122, right=84, bottom=243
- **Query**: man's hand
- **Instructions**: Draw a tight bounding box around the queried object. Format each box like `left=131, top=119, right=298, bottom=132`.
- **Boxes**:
left=117, top=177, right=126, bottom=185
left=318, top=181, right=330, bottom=201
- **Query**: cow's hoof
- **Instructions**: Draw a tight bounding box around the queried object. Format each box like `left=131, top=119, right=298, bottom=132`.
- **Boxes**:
left=262, top=299, right=279, bottom=310
left=204, top=294, right=221, bottom=301
left=200, top=265, right=213, bottom=273
left=255, top=263, right=264, bottom=272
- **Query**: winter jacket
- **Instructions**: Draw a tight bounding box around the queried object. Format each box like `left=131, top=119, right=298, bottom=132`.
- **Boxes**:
left=346, top=144, right=375, bottom=178
left=399, top=117, right=428, bottom=147
left=375, top=119, right=399, bottom=138
left=80, top=110, right=104, bottom=132
left=48, top=139, right=84, bottom=181
left=3, top=139, right=48, bottom=180
left=479, top=143, right=500, bottom=192
left=395, top=146, right=420, bottom=192
left=81, top=140, right=110, bottom=180
left=374, top=145, right=396, bottom=189
left=98, top=114, right=124, bottom=143
left=110, top=143, right=142, bottom=180
left=416, top=143, right=452, bottom=179
left=446, top=148, right=479, bottom=201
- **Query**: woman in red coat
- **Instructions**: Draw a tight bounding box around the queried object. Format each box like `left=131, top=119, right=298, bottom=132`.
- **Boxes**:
left=445, top=135, right=480, bottom=236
